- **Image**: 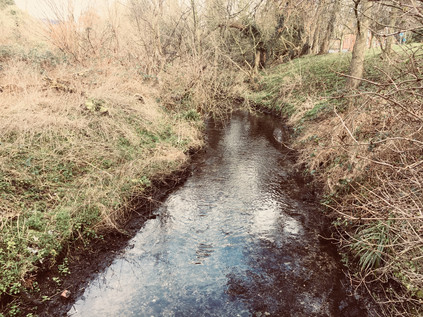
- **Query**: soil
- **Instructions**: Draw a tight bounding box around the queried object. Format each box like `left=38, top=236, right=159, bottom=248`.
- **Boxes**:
left=55, top=110, right=376, bottom=317
left=11, top=150, right=201, bottom=317
left=1, top=109, right=380, bottom=316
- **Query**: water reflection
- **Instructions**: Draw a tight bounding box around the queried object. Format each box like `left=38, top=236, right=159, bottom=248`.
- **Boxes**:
left=68, top=112, right=365, bottom=317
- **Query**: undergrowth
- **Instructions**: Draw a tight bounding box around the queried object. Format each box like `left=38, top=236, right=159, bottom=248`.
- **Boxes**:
left=248, top=45, right=423, bottom=316
left=0, top=1, right=247, bottom=313
left=245, top=52, right=351, bottom=117
left=0, top=52, right=204, bottom=315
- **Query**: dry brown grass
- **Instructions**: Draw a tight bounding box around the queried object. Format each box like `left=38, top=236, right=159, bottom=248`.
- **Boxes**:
left=0, top=58, right=203, bottom=217
left=293, top=47, right=423, bottom=315
left=0, top=1, right=243, bottom=311
left=0, top=54, right=203, bottom=300
left=159, top=56, right=244, bottom=120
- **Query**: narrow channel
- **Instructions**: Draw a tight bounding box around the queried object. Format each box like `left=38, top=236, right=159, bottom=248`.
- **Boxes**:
left=67, top=111, right=366, bottom=316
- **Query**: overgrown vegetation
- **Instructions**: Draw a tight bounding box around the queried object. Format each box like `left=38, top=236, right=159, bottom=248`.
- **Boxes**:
left=0, top=2, right=224, bottom=315
left=1, top=0, right=423, bottom=315
left=246, top=52, right=351, bottom=116
left=0, top=51, right=205, bottom=313
left=247, top=45, right=423, bottom=316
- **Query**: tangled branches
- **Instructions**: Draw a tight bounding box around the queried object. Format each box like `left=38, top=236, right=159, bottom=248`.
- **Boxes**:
left=331, top=46, right=423, bottom=316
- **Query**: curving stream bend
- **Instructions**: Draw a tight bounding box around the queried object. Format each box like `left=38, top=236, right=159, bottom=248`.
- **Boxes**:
left=67, top=111, right=367, bottom=317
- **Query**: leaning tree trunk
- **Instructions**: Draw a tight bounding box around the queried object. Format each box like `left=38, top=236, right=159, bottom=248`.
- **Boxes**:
left=319, top=0, right=340, bottom=55
left=311, top=5, right=325, bottom=55
left=219, top=22, right=266, bottom=75
left=253, top=50, right=261, bottom=74
left=347, top=0, right=372, bottom=89
left=306, top=0, right=324, bottom=54
left=382, top=3, right=398, bottom=59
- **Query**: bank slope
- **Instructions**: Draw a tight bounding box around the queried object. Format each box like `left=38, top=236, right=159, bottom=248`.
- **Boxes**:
left=0, top=52, right=204, bottom=315
left=247, top=47, right=423, bottom=316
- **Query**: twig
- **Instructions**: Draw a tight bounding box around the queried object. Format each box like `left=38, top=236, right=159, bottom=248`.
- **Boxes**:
left=335, top=71, right=385, bottom=87
left=356, top=155, right=397, bottom=169
left=324, top=203, right=423, bottom=221
left=334, top=107, right=358, bottom=144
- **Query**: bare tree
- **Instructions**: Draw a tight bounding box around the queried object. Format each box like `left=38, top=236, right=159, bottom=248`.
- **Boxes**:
left=347, top=0, right=372, bottom=89
left=309, top=0, right=326, bottom=54
left=319, top=0, right=341, bottom=54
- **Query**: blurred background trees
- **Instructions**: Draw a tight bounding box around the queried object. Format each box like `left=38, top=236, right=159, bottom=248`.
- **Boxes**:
left=30, top=0, right=421, bottom=86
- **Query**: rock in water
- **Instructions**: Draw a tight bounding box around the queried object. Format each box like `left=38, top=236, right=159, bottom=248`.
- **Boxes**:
left=273, top=127, right=283, bottom=143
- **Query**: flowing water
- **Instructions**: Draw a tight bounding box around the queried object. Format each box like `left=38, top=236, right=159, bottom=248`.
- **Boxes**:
left=67, top=111, right=366, bottom=317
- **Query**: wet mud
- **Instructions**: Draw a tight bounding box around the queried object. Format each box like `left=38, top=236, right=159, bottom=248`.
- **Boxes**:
left=60, top=111, right=369, bottom=317
left=23, top=168, right=194, bottom=317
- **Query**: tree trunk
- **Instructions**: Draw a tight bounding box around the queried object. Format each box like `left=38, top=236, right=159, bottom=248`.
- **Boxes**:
left=191, top=0, right=201, bottom=55
left=382, top=3, right=398, bottom=59
left=347, top=0, right=372, bottom=89
left=253, top=49, right=261, bottom=74
left=304, top=0, right=323, bottom=54
left=220, top=22, right=266, bottom=74
left=319, top=0, right=340, bottom=55
left=311, top=22, right=321, bottom=54
left=311, top=2, right=324, bottom=54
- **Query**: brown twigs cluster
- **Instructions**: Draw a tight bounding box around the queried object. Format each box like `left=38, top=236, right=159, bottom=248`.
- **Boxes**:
left=331, top=46, right=423, bottom=315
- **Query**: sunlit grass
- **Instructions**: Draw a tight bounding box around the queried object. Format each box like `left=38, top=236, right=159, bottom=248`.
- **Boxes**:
left=0, top=56, right=204, bottom=300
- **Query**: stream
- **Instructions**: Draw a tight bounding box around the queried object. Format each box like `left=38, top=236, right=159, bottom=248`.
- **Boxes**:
left=67, top=111, right=367, bottom=317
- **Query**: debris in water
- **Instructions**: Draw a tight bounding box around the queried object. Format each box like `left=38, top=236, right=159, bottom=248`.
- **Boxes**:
left=61, top=290, right=71, bottom=299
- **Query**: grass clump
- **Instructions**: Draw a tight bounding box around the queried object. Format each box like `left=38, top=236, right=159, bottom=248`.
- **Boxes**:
left=249, top=45, right=423, bottom=316
left=245, top=52, right=350, bottom=118
left=0, top=56, right=203, bottom=306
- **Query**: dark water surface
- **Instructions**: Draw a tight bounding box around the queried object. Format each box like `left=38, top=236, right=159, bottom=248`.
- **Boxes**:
left=68, top=112, right=366, bottom=317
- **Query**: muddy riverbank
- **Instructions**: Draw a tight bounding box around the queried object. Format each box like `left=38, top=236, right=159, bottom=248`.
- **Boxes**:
left=15, top=166, right=197, bottom=317
left=55, top=111, right=372, bottom=317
